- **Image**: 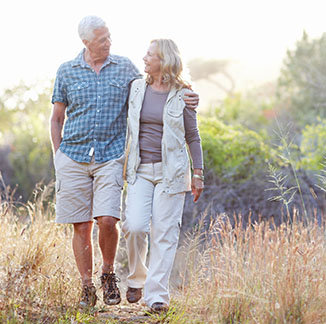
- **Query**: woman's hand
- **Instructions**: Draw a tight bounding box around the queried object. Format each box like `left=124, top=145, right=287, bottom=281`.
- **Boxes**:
left=191, top=169, right=204, bottom=202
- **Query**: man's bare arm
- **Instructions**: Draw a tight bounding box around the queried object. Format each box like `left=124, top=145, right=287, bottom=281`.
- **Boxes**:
left=50, top=102, right=66, bottom=154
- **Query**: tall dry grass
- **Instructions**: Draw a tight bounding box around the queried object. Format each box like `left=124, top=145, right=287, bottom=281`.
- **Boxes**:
left=0, top=182, right=83, bottom=323
left=175, top=214, right=326, bottom=323
left=1, top=178, right=326, bottom=323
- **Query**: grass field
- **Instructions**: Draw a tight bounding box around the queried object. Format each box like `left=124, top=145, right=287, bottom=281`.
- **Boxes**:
left=1, top=183, right=326, bottom=323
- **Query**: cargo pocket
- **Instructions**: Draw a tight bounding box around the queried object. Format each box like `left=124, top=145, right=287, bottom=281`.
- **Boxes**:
left=56, top=179, right=61, bottom=193
left=54, top=149, right=60, bottom=168
left=115, top=173, right=124, bottom=190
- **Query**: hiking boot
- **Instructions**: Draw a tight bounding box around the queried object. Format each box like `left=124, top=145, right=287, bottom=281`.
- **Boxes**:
left=126, top=287, right=142, bottom=303
left=79, top=284, right=98, bottom=308
left=150, top=302, right=169, bottom=313
left=100, top=272, right=121, bottom=305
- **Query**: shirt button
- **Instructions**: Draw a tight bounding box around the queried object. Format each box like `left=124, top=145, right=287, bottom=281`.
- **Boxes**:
left=96, top=124, right=98, bottom=127
left=97, top=110, right=100, bottom=112
left=94, top=139, right=97, bottom=141
left=98, top=95, right=101, bottom=98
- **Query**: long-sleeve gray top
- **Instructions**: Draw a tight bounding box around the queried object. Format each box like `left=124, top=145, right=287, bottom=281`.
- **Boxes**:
left=139, top=85, right=203, bottom=169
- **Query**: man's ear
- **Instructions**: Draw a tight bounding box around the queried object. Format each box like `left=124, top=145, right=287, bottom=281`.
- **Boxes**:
left=82, top=39, right=89, bottom=47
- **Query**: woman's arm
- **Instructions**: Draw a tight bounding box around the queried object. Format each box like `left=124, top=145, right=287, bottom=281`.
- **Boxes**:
left=184, top=108, right=204, bottom=202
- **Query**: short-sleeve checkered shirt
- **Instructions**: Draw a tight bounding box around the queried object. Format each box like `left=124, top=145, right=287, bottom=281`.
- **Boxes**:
left=52, top=49, right=141, bottom=163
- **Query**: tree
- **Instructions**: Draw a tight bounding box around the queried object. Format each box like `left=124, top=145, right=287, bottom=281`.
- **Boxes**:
left=278, top=31, right=326, bottom=127
left=188, top=58, right=235, bottom=96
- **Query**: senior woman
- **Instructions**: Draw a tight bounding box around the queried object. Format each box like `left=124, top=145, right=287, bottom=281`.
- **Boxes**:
left=122, top=39, right=204, bottom=312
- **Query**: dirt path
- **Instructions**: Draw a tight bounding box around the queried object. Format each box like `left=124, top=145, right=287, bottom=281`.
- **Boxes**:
left=96, top=301, right=160, bottom=323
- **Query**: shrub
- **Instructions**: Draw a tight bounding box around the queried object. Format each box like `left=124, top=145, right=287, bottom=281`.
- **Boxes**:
left=211, top=91, right=275, bottom=132
left=199, top=117, right=274, bottom=181
left=299, top=118, right=326, bottom=170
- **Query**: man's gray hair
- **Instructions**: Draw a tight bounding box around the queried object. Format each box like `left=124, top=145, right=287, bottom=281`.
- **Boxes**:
left=78, top=16, right=106, bottom=41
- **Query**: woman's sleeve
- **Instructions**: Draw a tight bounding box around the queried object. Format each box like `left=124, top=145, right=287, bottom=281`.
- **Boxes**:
left=184, top=107, right=204, bottom=169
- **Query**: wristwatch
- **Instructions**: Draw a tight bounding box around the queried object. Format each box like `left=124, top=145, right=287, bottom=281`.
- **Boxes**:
left=193, top=174, right=204, bottom=181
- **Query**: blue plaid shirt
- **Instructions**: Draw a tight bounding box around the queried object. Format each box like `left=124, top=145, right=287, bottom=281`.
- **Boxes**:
left=52, top=49, right=141, bottom=163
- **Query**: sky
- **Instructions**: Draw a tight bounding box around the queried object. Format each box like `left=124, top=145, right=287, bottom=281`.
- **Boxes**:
left=1, top=0, right=325, bottom=105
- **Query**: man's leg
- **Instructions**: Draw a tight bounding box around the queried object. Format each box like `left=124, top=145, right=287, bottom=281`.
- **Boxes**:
left=96, top=215, right=121, bottom=305
left=72, top=221, right=94, bottom=285
left=54, top=150, right=97, bottom=307
left=90, top=155, right=125, bottom=305
left=72, top=221, right=98, bottom=307
left=97, top=216, right=119, bottom=273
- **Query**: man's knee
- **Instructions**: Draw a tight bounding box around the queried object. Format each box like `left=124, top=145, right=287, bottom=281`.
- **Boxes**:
left=73, top=221, right=93, bottom=237
left=97, top=216, right=119, bottom=233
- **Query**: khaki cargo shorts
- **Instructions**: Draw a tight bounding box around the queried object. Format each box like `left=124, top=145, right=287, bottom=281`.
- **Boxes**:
left=54, top=149, right=124, bottom=224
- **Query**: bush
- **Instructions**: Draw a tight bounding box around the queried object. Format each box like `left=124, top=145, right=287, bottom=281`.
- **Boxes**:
left=211, top=91, right=275, bottom=132
left=299, top=118, right=326, bottom=170
left=199, top=117, right=274, bottom=181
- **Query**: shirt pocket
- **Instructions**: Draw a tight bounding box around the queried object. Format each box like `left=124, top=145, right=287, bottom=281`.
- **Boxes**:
left=104, top=79, right=129, bottom=104
left=67, top=81, right=89, bottom=105
left=108, top=79, right=128, bottom=88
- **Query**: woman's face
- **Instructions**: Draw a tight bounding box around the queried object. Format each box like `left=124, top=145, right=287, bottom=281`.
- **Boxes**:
left=143, top=42, right=161, bottom=76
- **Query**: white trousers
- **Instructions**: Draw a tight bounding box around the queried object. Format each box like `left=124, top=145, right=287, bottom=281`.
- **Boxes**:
left=122, top=162, right=185, bottom=306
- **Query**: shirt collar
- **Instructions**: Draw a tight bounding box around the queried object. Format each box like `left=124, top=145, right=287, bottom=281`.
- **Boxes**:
left=71, top=48, right=118, bottom=68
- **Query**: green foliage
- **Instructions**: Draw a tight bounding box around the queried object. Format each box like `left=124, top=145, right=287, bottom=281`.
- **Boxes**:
left=278, top=31, right=326, bottom=127
left=299, top=118, right=326, bottom=170
left=199, top=117, right=273, bottom=181
left=266, top=163, right=297, bottom=218
left=210, top=91, right=275, bottom=132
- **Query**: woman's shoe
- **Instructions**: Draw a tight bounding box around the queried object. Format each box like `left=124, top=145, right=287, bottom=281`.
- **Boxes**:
left=126, top=287, right=142, bottom=303
left=150, top=302, right=169, bottom=313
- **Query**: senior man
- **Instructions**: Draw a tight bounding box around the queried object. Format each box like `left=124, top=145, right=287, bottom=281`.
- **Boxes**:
left=50, top=15, right=199, bottom=308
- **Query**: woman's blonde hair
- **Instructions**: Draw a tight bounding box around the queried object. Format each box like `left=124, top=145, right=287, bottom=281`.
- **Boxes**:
left=146, top=39, right=190, bottom=90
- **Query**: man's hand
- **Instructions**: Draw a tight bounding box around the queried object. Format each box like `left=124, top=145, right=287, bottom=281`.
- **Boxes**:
left=191, top=169, right=204, bottom=203
left=184, top=91, right=199, bottom=110
left=50, top=102, right=66, bottom=155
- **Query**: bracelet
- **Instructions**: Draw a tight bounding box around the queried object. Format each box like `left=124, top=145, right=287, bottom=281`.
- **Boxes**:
left=193, top=174, right=204, bottom=181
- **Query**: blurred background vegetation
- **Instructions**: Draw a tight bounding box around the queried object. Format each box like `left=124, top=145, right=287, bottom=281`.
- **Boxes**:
left=1, top=31, right=326, bottom=224
left=0, top=81, right=54, bottom=201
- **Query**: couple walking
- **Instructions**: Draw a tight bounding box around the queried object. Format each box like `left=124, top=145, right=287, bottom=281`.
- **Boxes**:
left=50, top=15, right=204, bottom=312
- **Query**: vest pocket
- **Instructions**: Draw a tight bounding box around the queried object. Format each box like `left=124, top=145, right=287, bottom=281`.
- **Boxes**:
left=167, top=106, right=184, bottom=118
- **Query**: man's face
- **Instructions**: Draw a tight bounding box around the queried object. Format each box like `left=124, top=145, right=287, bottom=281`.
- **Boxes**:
left=84, top=27, right=111, bottom=60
